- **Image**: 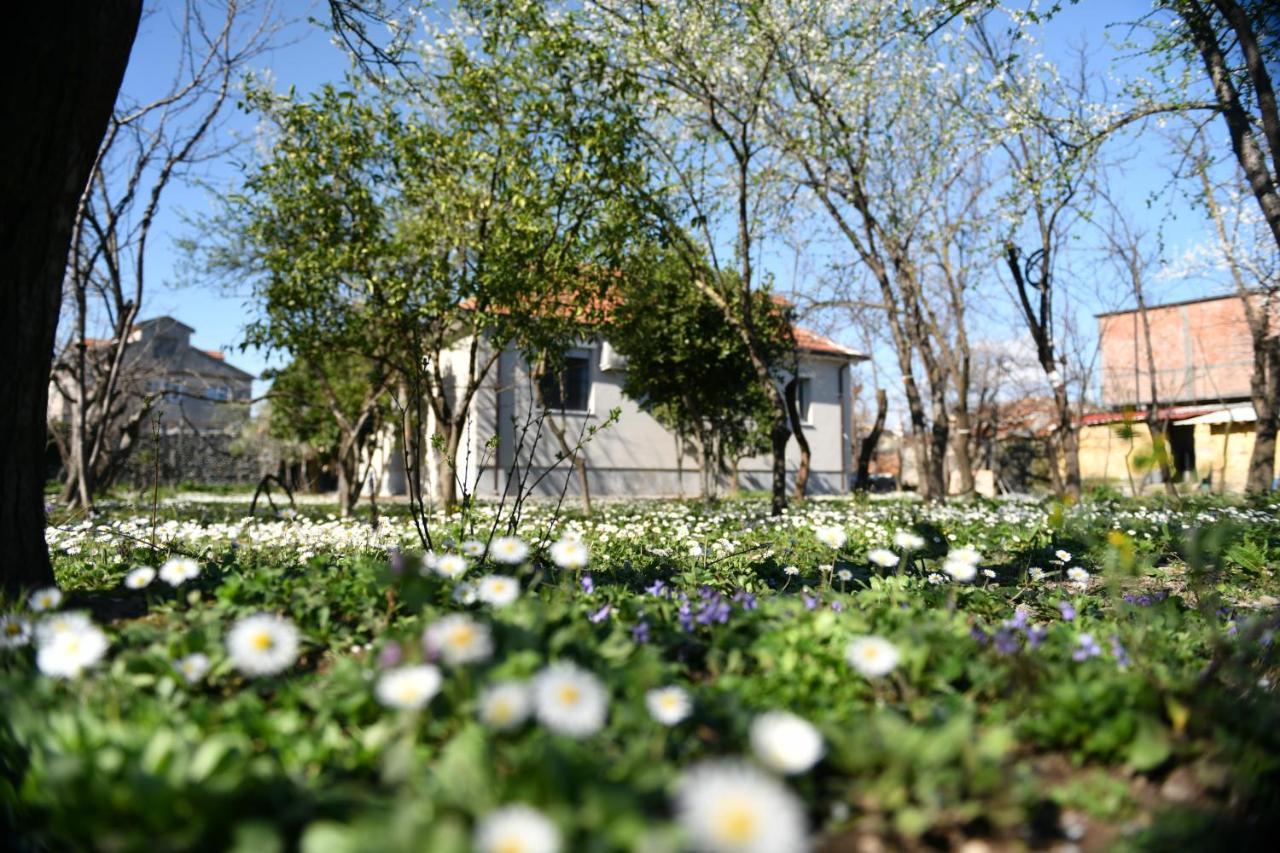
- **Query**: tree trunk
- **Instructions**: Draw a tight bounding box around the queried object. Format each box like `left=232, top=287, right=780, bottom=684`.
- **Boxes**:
left=925, top=383, right=949, bottom=501
left=1246, top=336, right=1280, bottom=492
left=1054, top=384, right=1082, bottom=499
left=1, top=3, right=141, bottom=597
left=855, top=389, right=888, bottom=490
left=785, top=378, right=811, bottom=500
left=769, top=410, right=791, bottom=516
left=950, top=406, right=976, bottom=497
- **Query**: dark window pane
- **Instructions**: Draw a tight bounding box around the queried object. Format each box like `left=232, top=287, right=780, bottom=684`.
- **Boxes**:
left=796, top=377, right=812, bottom=422
left=540, top=354, right=591, bottom=411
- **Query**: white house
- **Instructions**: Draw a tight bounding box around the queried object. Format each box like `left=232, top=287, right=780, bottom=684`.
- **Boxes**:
left=371, top=325, right=865, bottom=501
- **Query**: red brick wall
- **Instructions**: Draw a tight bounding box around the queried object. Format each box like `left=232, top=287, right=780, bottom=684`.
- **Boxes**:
left=1099, top=294, right=1256, bottom=406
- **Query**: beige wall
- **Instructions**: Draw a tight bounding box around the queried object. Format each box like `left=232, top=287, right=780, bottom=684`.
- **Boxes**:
left=1078, top=419, right=1277, bottom=493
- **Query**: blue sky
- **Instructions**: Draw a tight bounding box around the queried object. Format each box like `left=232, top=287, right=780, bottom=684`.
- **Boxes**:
left=119, top=0, right=1237, bottom=406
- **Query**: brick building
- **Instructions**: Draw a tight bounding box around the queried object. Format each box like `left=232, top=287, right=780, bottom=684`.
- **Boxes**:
left=1080, top=292, right=1273, bottom=492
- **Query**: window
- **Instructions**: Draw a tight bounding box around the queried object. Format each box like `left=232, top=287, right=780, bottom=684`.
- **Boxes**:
left=206, top=385, right=230, bottom=401
left=539, top=353, right=591, bottom=412
left=794, top=377, right=812, bottom=424
left=163, top=380, right=184, bottom=401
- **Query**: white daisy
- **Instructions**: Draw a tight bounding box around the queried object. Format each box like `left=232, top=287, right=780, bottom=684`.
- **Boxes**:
left=1028, top=567, right=1046, bottom=581
left=474, top=804, right=561, bottom=853
left=477, top=574, right=520, bottom=608
left=867, top=548, right=899, bottom=568
left=226, top=613, right=300, bottom=676
left=674, top=760, right=808, bottom=853
left=479, top=680, right=533, bottom=730
left=533, top=662, right=608, bottom=737
left=174, top=652, right=211, bottom=684
left=943, top=557, right=977, bottom=582
left=646, top=686, right=692, bottom=726
left=158, top=556, right=201, bottom=587
left=375, top=664, right=443, bottom=710
left=36, top=621, right=108, bottom=678
left=1066, top=567, right=1090, bottom=585
left=836, top=569, right=853, bottom=582
left=1055, top=549, right=1072, bottom=563
left=749, top=711, right=824, bottom=775
left=893, top=530, right=925, bottom=550
left=435, top=553, right=470, bottom=579
left=549, top=537, right=589, bottom=570
left=123, top=566, right=156, bottom=590
left=425, top=614, right=493, bottom=666
left=949, top=546, right=982, bottom=566
left=783, top=565, right=800, bottom=576
left=34, top=610, right=93, bottom=644
left=461, top=539, right=486, bottom=557
left=814, top=526, right=848, bottom=550
left=28, top=587, right=62, bottom=612
left=846, top=636, right=900, bottom=678
left=1, top=615, right=33, bottom=649
left=490, top=536, right=530, bottom=565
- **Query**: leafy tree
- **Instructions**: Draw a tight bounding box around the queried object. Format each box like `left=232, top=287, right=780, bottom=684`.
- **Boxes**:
left=609, top=247, right=788, bottom=498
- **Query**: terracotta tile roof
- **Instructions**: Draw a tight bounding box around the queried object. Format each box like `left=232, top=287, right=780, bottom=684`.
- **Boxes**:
left=793, top=326, right=864, bottom=360
left=1078, top=406, right=1217, bottom=427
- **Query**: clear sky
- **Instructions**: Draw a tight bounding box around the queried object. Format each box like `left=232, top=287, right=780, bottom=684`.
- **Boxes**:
left=119, top=0, right=1241, bottom=409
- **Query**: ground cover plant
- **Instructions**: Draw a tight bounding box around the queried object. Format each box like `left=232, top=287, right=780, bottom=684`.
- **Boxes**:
left=5, top=494, right=1280, bottom=851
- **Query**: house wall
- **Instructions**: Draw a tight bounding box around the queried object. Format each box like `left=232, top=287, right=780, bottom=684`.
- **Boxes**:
left=1078, top=419, right=1277, bottom=494
left=1099, top=295, right=1257, bottom=407
left=389, top=336, right=855, bottom=500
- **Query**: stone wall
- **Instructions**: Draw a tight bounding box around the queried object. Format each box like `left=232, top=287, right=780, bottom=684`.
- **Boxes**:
left=124, top=429, right=266, bottom=488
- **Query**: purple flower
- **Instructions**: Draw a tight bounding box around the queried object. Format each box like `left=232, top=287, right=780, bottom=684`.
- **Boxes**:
left=1057, top=601, right=1076, bottom=621
left=830, top=601, right=843, bottom=612
left=1026, top=625, right=1048, bottom=649
left=645, top=579, right=668, bottom=598
left=802, top=593, right=819, bottom=611
left=677, top=596, right=695, bottom=632
left=588, top=604, right=612, bottom=624
left=581, top=574, right=594, bottom=594
left=631, top=620, right=651, bottom=644
left=994, top=628, right=1021, bottom=655
left=732, top=589, right=757, bottom=610
left=1004, top=607, right=1030, bottom=630
left=1109, top=635, right=1130, bottom=668
left=696, top=594, right=731, bottom=625
left=971, top=625, right=989, bottom=647
left=1072, top=633, right=1103, bottom=661
left=376, top=642, right=404, bottom=668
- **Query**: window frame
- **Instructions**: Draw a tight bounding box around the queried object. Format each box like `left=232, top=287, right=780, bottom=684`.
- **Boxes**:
left=538, top=349, right=593, bottom=414
left=794, top=375, right=814, bottom=426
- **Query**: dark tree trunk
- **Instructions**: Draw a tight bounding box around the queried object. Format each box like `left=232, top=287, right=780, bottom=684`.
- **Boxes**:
left=950, top=407, right=976, bottom=496
left=769, top=411, right=791, bottom=516
left=1, top=3, right=141, bottom=597
left=855, top=389, right=888, bottom=490
left=1246, top=325, right=1280, bottom=493
left=785, top=377, right=811, bottom=500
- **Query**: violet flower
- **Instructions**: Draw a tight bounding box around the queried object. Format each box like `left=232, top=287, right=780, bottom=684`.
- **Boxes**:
left=588, top=604, right=612, bottom=624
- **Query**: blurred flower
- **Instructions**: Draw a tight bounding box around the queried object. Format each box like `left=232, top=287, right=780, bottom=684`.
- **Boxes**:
left=846, top=636, right=899, bottom=678
left=226, top=613, right=299, bottom=676
left=981, top=569, right=996, bottom=579
left=1057, top=601, right=1076, bottom=621
left=733, top=589, right=758, bottom=610
left=1109, top=635, right=1131, bottom=668
left=479, top=681, right=532, bottom=730
left=1028, top=567, right=1046, bottom=581
left=943, top=557, right=977, bottom=582
left=435, top=553, right=469, bottom=579
left=550, top=537, right=589, bottom=570
left=0, top=615, right=32, bottom=649
left=533, top=662, right=607, bottom=737
left=867, top=548, right=899, bottom=568
left=580, top=574, right=594, bottom=594
left=1066, top=567, right=1090, bottom=585
left=588, top=604, right=612, bottom=624
left=461, top=539, right=485, bottom=557
left=836, top=569, right=853, bottom=582
left=159, top=556, right=201, bottom=587
left=927, top=572, right=945, bottom=585
left=34, top=611, right=92, bottom=644
left=478, top=574, right=520, bottom=608
left=36, top=619, right=107, bottom=678
left=814, top=526, right=848, bottom=549
left=674, top=760, right=808, bottom=853
left=631, top=620, right=651, bottom=645
left=801, top=592, right=819, bottom=611
left=474, top=804, right=561, bottom=853
left=425, top=614, right=493, bottom=666
left=375, top=664, right=443, bottom=710
left=1054, top=549, right=1072, bottom=562
left=1073, top=632, right=1102, bottom=661
left=645, top=579, right=668, bottom=597
left=452, top=582, right=478, bottom=605
left=1026, top=625, right=1048, bottom=649
left=490, top=536, right=530, bottom=565
left=646, top=685, right=692, bottom=726
left=893, top=530, right=926, bottom=550
left=993, top=629, right=1020, bottom=655
left=376, top=642, right=404, bottom=668
left=173, top=652, right=211, bottom=684
left=750, top=711, right=823, bottom=775
left=783, top=565, right=800, bottom=576
left=124, top=566, right=156, bottom=590
left=28, top=587, right=63, bottom=612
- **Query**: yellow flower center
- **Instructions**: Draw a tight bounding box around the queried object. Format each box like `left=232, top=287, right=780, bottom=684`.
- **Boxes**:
left=4, top=624, right=19, bottom=636
left=712, top=799, right=757, bottom=844
left=251, top=631, right=275, bottom=652
left=396, top=683, right=421, bottom=704
left=558, top=684, right=581, bottom=706
left=494, top=837, right=525, bottom=853
left=660, top=695, right=679, bottom=710
left=490, top=698, right=513, bottom=722
left=448, top=625, right=475, bottom=647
